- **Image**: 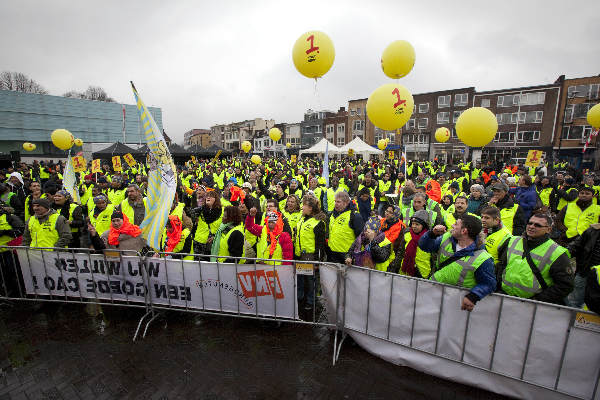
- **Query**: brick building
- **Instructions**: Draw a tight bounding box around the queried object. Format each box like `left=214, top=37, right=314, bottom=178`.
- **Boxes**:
left=183, top=128, right=211, bottom=147
left=323, top=107, right=348, bottom=147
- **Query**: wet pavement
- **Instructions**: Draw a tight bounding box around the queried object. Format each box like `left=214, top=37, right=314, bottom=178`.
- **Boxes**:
left=0, top=301, right=511, bottom=399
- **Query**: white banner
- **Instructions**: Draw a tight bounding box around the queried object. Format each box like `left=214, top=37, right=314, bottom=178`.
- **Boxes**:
left=17, top=250, right=297, bottom=319
left=320, top=265, right=600, bottom=400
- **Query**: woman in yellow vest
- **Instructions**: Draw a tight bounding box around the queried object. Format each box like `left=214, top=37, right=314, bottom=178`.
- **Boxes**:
left=245, top=208, right=293, bottom=265
left=24, top=181, right=46, bottom=223
left=210, top=206, right=244, bottom=263
left=161, top=215, right=193, bottom=259
left=282, top=195, right=302, bottom=242
left=193, top=190, right=223, bottom=259
left=396, top=210, right=432, bottom=278
left=88, top=194, right=115, bottom=237
left=345, top=216, right=392, bottom=271
left=53, top=190, right=84, bottom=248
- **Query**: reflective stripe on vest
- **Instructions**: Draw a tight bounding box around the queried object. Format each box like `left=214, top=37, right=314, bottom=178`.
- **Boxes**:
left=501, top=237, right=566, bottom=298
left=329, top=210, right=355, bottom=253
left=431, top=249, right=491, bottom=288
left=29, top=213, right=60, bottom=249
left=564, top=203, right=600, bottom=239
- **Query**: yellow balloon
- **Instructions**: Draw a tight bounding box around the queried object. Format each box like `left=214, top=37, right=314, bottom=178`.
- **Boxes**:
left=366, top=83, right=414, bottom=131
left=381, top=40, right=416, bottom=79
left=455, top=107, right=498, bottom=147
left=435, top=127, right=451, bottom=143
left=269, top=128, right=282, bottom=142
left=241, top=141, right=252, bottom=153
left=251, top=155, right=261, bottom=165
left=23, top=142, right=35, bottom=151
left=588, top=103, right=600, bottom=128
left=74, top=138, right=83, bottom=146
left=292, top=30, right=335, bottom=79
left=51, top=129, right=74, bottom=150
left=286, top=143, right=291, bottom=148
left=377, top=139, right=387, bottom=150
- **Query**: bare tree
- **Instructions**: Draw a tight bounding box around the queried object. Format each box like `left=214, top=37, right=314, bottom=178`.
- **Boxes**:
left=0, top=71, right=48, bottom=94
left=63, top=85, right=115, bottom=102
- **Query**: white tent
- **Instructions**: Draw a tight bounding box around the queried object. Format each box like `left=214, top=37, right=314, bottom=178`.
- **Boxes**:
left=339, top=137, right=383, bottom=158
left=298, top=138, right=341, bottom=156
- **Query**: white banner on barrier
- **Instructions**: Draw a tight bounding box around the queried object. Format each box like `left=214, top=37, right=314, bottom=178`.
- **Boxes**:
left=17, top=250, right=297, bottom=319
left=320, top=265, right=600, bottom=400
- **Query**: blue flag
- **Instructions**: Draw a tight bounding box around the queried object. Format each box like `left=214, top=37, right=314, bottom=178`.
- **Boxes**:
left=323, top=140, right=330, bottom=187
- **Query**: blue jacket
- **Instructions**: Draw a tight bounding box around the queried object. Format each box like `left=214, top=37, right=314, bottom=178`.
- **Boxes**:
left=418, top=231, right=497, bottom=302
left=509, top=185, right=537, bottom=221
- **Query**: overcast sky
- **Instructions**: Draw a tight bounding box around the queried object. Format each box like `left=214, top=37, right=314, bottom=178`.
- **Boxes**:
left=1, top=0, right=598, bottom=143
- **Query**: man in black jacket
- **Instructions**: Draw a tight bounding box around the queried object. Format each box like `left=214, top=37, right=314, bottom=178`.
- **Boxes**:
left=567, top=223, right=600, bottom=308
left=488, top=182, right=527, bottom=236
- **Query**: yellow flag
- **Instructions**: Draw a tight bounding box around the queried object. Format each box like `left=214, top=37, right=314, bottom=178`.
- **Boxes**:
left=72, top=156, right=87, bottom=172
left=123, top=153, right=136, bottom=167
left=91, top=159, right=102, bottom=173
left=525, top=150, right=542, bottom=168
left=112, top=156, right=122, bottom=172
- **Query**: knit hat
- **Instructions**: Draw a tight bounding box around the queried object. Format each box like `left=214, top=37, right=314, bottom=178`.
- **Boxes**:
left=390, top=204, right=402, bottom=220
left=449, top=182, right=460, bottom=190
left=111, top=210, right=124, bottom=220
left=364, top=216, right=381, bottom=234
left=93, top=194, right=108, bottom=203
left=470, top=184, right=485, bottom=195
left=55, top=190, right=69, bottom=198
left=242, top=182, right=252, bottom=190
left=32, top=198, right=51, bottom=210
left=411, top=210, right=430, bottom=229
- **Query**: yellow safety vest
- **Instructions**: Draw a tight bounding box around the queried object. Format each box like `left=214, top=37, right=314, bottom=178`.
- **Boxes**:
left=374, top=237, right=395, bottom=272
left=399, top=230, right=431, bottom=278
left=329, top=210, right=355, bottom=253
left=120, top=198, right=147, bottom=223
left=28, top=213, right=61, bottom=249
left=485, top=226, right=511, bottom=265
left=0, top=214, right=14, bottom=251
left=89, top=204, right=115, bottom=236
left=557, top=188, right=577, bottom=211
left=564, top=202, right=600, bottom=239
left=256, top=227, right=283, bottom=265
left=295, top=217, right=321, bottom=257
left=161, top=228, right=193, bottom=260
left=194, top=208, right=223, bottom=244
left=217, top=224, right=245, bottom=263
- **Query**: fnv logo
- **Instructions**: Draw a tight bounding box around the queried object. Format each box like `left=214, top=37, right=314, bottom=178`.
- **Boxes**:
left=237, top=270, right=284, bottom=299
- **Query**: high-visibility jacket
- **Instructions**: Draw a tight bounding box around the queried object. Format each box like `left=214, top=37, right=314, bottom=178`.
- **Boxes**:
left=39, top=167, right=49, bottom=180
left=374, top=237, right=395, bottom=272
left=217, top=224, right=244, bottom=263
left=89, top=204, right=114, bottom=236
left=170, top=202, right=185, bottom=220
left=295, top=216, right=321, bottom=257
left=485, top=226, right=511, bottom=265
left=326, top=187, right=346, bottom=213
left=213, top=172, right=225, bottom=190
left=537, top=187, right=552, bottom=207
left=557, top=188, right=577, bottom=211
left=378, top=180, right=392, bottom=202
left=28, top=212, right=61, bottom=249
left=161, top=228, right=193, bottom=260
left=564, top=202, right=600, bottom=239
left=398, top=231, right=431, bottom=278
left=194, top=208, right=223, bottom=244
left=502, top=237, right=567, bottom=298
left=256, top=227, right=283, bottom=265
left=120, top=198, right=147, bottom=224
left=432, top=233, right=492, bottom=288
left=65, top=203, right=79, bottom=233
left=498, top=203, right=519, bottom=234
left=282, top=210, right=302, bottom=242
left=445, top=212, right=479, bottom=230
left=107, top=188, right=126, bottom=206
left=328, top=210, right=355, bottom=253
left=358, top=183, right=377, bottom=207
left=0, top=214, right=14, bottom=252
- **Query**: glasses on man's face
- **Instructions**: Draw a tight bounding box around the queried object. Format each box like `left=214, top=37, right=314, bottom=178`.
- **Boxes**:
left=527, top=222, right=549, bottom=228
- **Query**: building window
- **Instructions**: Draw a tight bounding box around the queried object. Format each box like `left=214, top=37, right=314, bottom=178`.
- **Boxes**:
left=568, top=84, right=600, bottom=99
left=353, top=120, right=364, bottom=131
left=337, top=124, right=345, bottom=135
left=316, top=125, right=322, bottom=133
left=337, top=136, right=345, bottom=146
left=350, top=109, right=356, bottom=116
left=520, top=92, right=546, bottom=105
left=564, top=105, right=574, bottom=123
left=497, top=131, right=515, bottom=142
left=418, top=118, right=428, bottom=129
left=438, top=95, right=451, bottom=108
left=419, top=103, right=429, bottom=113
left=451, top=128, right=458, bottom=139
left=516, top=130, right=541, bottom=142
left=562, top=125, right=592, bottom=141
left=573, top=103, right=596, bottom=119
left=356, top=108, right=362, bottom=116
left=417, top=134, right=428, bottom=144
left=453, top=110, right=463, bottom=123
left=454, top=93, right=468, bottom=106
left=481, top=99, right=491, bottom=108
left=437, top=112, right=450, bottom=124
left=407, top=119, right=416, bottom=129
left=326, top=124, right=334, bottom=139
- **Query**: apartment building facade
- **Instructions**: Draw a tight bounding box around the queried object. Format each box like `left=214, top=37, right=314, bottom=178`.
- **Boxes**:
left=210, top=118, right=275, bottom=151
left=323, top=107, right=348, bottom=147
left=300, top=109, right=334, bottom=147
left=183, top=128, right=211, bottom=147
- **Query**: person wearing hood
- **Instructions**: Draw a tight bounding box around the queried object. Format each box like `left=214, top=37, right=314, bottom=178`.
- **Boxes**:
left=6, top=172, right=26, bottom=219
left=88, top=210, right=147, bottom=254
left=53, top=190, right=85, bottom=248
left=508, top=175, right=538, bottom=221
left=345, top=216, right=391, bottom=271
left=356, top=187, right=372, bottom=224
left=328, top=191, right=364, bottom=264
left=22, top=198, right=72, bottom=249
left=487, top=182, right=526, bottom=236
left=467, top=184, right=488, bottom=216
left=396, top=209, right=432, bottom=278
left=89, top=194, right=114, bottom=237
left=557, top=186, right=600, bottom=245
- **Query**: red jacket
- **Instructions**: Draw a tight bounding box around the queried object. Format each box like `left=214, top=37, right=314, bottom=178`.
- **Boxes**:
left=244, top=214, right=293, bottom=265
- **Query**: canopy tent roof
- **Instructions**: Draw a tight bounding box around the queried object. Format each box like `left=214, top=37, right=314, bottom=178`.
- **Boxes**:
left=168, top=143, right=192, bottom=156
left=92, top=142, right=142, bottom=158
left=298, top=138, right=341, bottom=156
left=186, top=144, right=231, bottom=157
left=339, top=137, right=384, bottom=155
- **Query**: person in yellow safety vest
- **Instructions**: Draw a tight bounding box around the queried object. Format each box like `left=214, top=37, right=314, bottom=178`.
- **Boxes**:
left=377, top=171, right=394, bottom=216
left=22, top=198, right=72, bottom=249
left=585, top=265, right=600, bottom=314
left=245, top=208, right=293, bottom=265
left=557, top=186, right=600, bottom=244
left=404, top=193, right=444, bottom=228
left=287, top=179, right=304, bottom=199
left=480, top=206, right=512, bottom=266
left=192, top=190, right=223, bottom=259
left=418, top=214, right=496, bottom=311
left=106, top=176, right=127, bottom=206
left=357, top=173, right=378, bottom=209
left=213, top=166, right=226, bottom=190
left=497, top=213, right=573, bottom=305
left=487, top=182, right=526, bottom=236
left=345, top=215, right=393, bottom=271
left=444, top=196, right=479, bottom=230
left=24, top=181, right=46, bottom=223
left=0, top=204, right=24, bottom=296
left=53, top=190, right=85, bottom=249
left=553, top=176, right=578, bottom=213
left=119, top=184, right=147, bottom=226
left=536, top=176, right=553, bottom=208
left=396, top=209, right=432, bottom=278
left=325, top=176, right=347, bottom=214
left=282, top=195, right=302, bottom=242
left=307, top=177, right=324, bottom=209
left=161, top=215, right=193, bottom=259
left=88, top=194, right=115, bottom=237
left=328, top=191, right=365, bottom=264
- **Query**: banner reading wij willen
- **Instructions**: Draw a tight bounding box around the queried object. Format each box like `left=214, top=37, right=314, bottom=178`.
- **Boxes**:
left=17, top=250, right=297, bottom=318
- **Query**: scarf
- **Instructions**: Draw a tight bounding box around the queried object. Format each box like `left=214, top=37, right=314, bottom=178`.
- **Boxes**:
left=401, top=228, right=427, bottom=276
left=210, top=222, right=232, bottom=262
left=382, top=219, right=405, bottom=244
left=264, top=212, right=284, bottom=256
left=107, top=214, right=142, bottom=246
left=165, top=215, right=183, bottom=253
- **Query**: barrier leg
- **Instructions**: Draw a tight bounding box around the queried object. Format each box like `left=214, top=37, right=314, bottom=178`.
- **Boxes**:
left=132, top=310, right=153, bottom=342
left=142, top=310, right=164, bottom=339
